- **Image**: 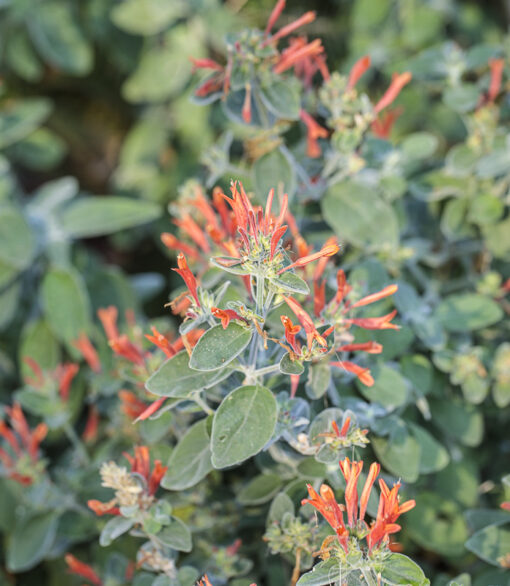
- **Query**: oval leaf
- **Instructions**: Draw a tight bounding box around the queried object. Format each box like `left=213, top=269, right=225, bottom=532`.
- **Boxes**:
left=211, top=385, right=278, bottom=469
left=189, top=323, right=252, bottom=372
left=162, top=419, right=213, bottom=490
left=59, top=197, right=160, bottom=238
left=146, top=351, right=232, bottom=397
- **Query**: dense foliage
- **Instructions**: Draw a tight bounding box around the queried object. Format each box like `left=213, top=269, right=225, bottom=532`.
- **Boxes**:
left=0, top=1, right=509, bottom=585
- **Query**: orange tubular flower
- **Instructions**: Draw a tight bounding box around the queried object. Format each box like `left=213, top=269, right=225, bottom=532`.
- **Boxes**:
left=133, top=397, right=166, bottom=423
left=350, top=284, right=398, bottom=309
left=347, top=55, right=371, bottom=90
left=87, top=499, right=121, bottom=516
left=367, top=478, right=416, bottom=551
left=145, top=326, right=176, bottom=359
left=347, top=309, right=399, bottom=331
left=0, top=404, right=47, bottom=485
left=371, top=108, right=402, bottom=139
left=82, top=406, right=99, bottom=443
left=23, top=357, right=44, bottom=387
left=174, top=213, right=210, bottom=253
left=374, top=72, right=412, bottom=114
left=339, top=457, right=363, bottom=526
left=190, top=57, right=224, bottom=72
left=279, top=242, right=339, bottom=274
left=110, top=335, right=146, bottom=366
left=97, top=306, right=120, bottom=342
left=73, top=333, right=101, bottom=373
left=284, top=296, right=327, bottom=350
left=56, top=363, right=80, bottom=402
left=281, top=315, right=302, bottom=354
left=265, top=0, right=286, bottom=35
left=274, top=39, right=324, bottom=75
left=314, top=279, right=326, bottom=317
left=336, top=341, right=383, bottom=354
left=302, top=484, right=349, bottom=552
left=160, top=232, right=200, bottom=260
left=330, top=361, right=374, bottom=386
left=119, top=390, right=148, bottom=420
left=173, top=253, right=201, bottom=307
left=501, top=502, right=510, bottom=511
left=488, top=58, right=504, bottom=102
left=211, top=307, right=246, bottom=329
left=123, top=446, right=168, bottom=496
left=65, top=554, right=102, bottom=586
left=335, top=269, right=352, bottom=305
left=300, top=109, right=329, bottom=158
left=263, top=10, right=316, bottom=46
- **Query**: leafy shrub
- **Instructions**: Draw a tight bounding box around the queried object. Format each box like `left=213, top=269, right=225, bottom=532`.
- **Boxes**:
left=0, top=1, right=509, bottom=585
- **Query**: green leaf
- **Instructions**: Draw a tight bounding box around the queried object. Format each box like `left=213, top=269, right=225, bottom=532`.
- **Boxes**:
left=28, top=2, right=93, bottom=75
left=0, top=207, right=35, bottom=270
left=380, top=553, right=430, bottom=585
left=305, top=361, right=331, bottom=400
left=322, top=181, right=399, bottom=250
left=59, top=197, right=161, bottom=238
left=401, top=132, right=438, bottom=159
left=189, top=323, right=252, bottom=372
left=253, top=149, right=296, bottom=200
left=211, top=385, right=278, bottom=468
left=443, top=84, right=479, bottom=113
left=6, top=512, right=59, bottom=572
left=162, top=420, right=213, bottom=490
left=156, top=517, right=192, bottom=552
left=99, top=517, right=134, bottom=547
left=410, top=424, right=449, bottom=474
left=476, top=150, right=510, bottom=179
left=296, top=558, right=341, bottom=586
left=430, top=398, right=483, bottom=447
left=270, top=271, right=310, bottom=295
left=259, top=79, right=300, bottom=120
left=279, top=353, right=304, bottom=375
left=19, top=319, right=60, bottom=378
left=0, top=282, right=20, bottom=330
left=111, top=0, right=185, bottom=35
left=406, top=493, right=469, bottom=557
left=146, top=351, right=232, bottom=398
left=0, top=98, right=52, bottom=149
left=238, top=474, right=282, bottom=505
left=15, top=389, right=57, bottom=417
left=372, top=428, right=420, bottom=482
left=357, top=365, right=408, bottom=409
left=436, top=294, right=503, bottom=332
left=41, top=268, right=90, bottom=343
left=122, top=27, right=197, bottom=103
left=267, top=492, right=294, bottom=524
left=484, top=217, right=510, bottom=259
left=465, top=509, right=510, bottom=533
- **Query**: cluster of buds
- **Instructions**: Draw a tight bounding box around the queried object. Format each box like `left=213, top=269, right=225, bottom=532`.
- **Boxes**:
left=24, top=357, right=80, bottom=403
left=191, top=1, right=327, bottom=115
left=88, top=446, right=167, bottom=516
left=164, top=180, right=399, bottom=387
left=0, top=403, right=47, bottom=485
left=96, top=305, right=203, bottom=421
left=302, top=457, right=415, bottom=566
left=316, top=417, right=370, bottom=452
left=319, top=56, right=411, bottom=151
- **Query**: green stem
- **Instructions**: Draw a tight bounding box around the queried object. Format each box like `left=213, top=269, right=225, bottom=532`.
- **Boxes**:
left=63, top=422, right=90, bottom=465
left=193, top=392, right=214, bottom=415
left=361, top=567, right=378, bottom=586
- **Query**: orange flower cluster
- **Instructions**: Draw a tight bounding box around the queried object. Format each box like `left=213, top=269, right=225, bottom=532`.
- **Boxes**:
left=302, top=457, right=415, bottom=555
left=88, top=446, right=167, bottom=517
left=0, top=403, right=47, bottom=485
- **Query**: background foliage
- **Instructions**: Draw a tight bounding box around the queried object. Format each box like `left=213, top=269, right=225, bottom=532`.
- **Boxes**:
left=0, top=0, right=509, bottom=585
